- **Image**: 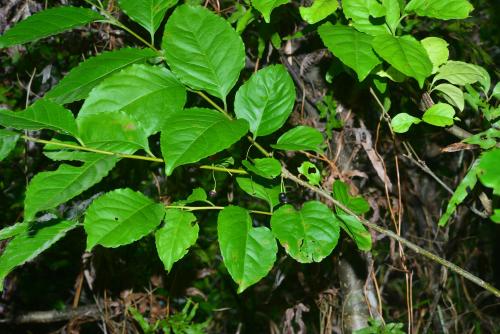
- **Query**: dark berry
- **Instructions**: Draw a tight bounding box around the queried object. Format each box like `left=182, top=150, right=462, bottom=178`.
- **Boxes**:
left=279, top=192, right=288, bottom=204
left=209, top=189, right=217, bottom=198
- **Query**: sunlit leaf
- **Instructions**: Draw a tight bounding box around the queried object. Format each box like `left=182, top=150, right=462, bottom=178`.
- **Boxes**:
left=405, top=0, right=474, bottom=20
left=422, top=103, right=455, bottom=127
left=391, top=113, right=421, bottom=133
left=0, top=129, right=19, bottom=161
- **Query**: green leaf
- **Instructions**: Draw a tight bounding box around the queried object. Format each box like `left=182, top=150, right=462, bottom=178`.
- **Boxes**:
left=45, top=48, right=157, bottom=104
left=174, top=188, right=210, bottom=205
left=271, top=126, right=324, bottom=152
left=0, top=100, right=78, bottom=138
left=0, top=220, right=78, bottom=291
left=421, top=37, right=449, bottom=73
left=318, top=24, right=381, bottom=81
left=405, top=0, right=473, bottom=20
left=271, top=201, right=340, bottom=263
left=433, top=61, right=486, bottom=87
left=0, top=129, right=19, bottom=161
left=162, top=5, right=245, bottom=101
left=299, top=0, right=338, bottom=24
left=155, top=209, right=199, bottom=272
left=382, top=0, right=401, bottom=33
left=0, top=223, right=28, bottom=241
left=332, top=180, right=370, bottom=215
left=234, top=65, right=295, bottom=137
left=236, top=177, right=281, bottom=210
left=477, top=149, right=500, bottom=196
left=372, top=34, right=432, bottom=88
left=252, top=0, right=289, bottom=23
left=78, top=64, right=186, bottom=136
left=422, top=103, right=455, bottom=127
left=0, top=7, right=103, bottom=48
left=161, top=108, right=248, bottom=175
left=297, top=161, right=321, bottom=186
left=84, top=188, right=165, bottom=250
left=491, top=209, right=500, bottom=224
left=24, top=154, right=119, bottom=222
left=391, top=113, right=421, bottom=133
left=218, top=206, right=277, bottom=292
left=433, top=83, right=464, bottom=111
left=338, top=213, right=372, bottom=251
left=438, top=162, right=478, bottom=226
left=463, top=128, right=500, bottom=150
left=492, top=82, right=500, bottom=100
left=342, top=0, right=391, bottom=36
left=242, top=158, right=281, bottom=179
left=118, top=0, right=177, bottom=40
left=78, top=111, right=150, bottom=153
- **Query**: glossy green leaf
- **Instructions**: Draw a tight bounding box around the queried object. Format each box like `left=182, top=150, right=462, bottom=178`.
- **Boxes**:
left=217, top=206, right=277, bottom=292
left=438, top=162, right=478, bottom=226
left=0, top=100, right=78, bottom=138
left=234, top=65, right=295, bottom=137
left=118, top=0, right=177, bottom=40
left=161, top=108, right=248, bottom=175
left=382, top=0, right=401, bottom=33
left=46, top=48, right=157, bottom=104
left=391, top=113, right=421, bottom=133
left=421, top=37, right=449, bottom=73
left=0, top=7, right=103, bottom=48
left=422, top=103, right=455, bottom=127
left=155, top=209, right=199, bottom=272
left=0, top=220, right=78, bottom=291
left=271, top=201, right=340, bottom=263
left=0, top=129, right=19, bottom=161
left=79, top=64, right=186, bottom=135
left=477, top=149, right=500, bottom=196
left=272, top=126, right=323, bottom=152
left=372, top=34, right=432, bottom=87
left=318, top=24, right=381, bottom=82
left=405, top=0, right=473, bottom=20
left=299, top=0, right=338, bottom=24
left=297, top=161, right=321, bottom=186
left=252, top=0, right=289, bottom=23
left=84, top=188, right=165, bottom=249
left=0, top=223, right=28, bottom=241
left=242, top=158, right=281, bottom=179
left=162, top=5, right=245, bottom=101
left=236, top=177, right=281, bottom=210
left=433, top=61, right=486, bottom=87
left=342, top=0, right=390, bottom=36
left=24, top=154, right=119, bottom=222
left=433, top=83, right=464, bottom=111
left=78, top=111, right=150, bottom=153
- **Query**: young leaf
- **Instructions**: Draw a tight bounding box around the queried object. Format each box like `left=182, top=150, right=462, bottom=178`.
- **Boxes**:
left=390, top=113, right=421, bottom=133
left=118, top=0, right=177, bottom=40
left=242, top=158, right=281, bottom=179
left=372, top=35, right=433, bottom=88
left=438, top=162, right=478, bottom=226
left=84, top=188, right=165, bottom=250
left=332, top=180, right=370, bottom=215
left=433, top=83, right=464, bottom=111
left=45, top=48, right=157, bottom=104
left=236, top=177, right=281, bottom=209
left=174, top=188, right=210, bottom=205
left=297, top=161, right=321, bottom=186
left=0, top=100, right=78, bottom=138
left=155, top=209, right=199, bottom=272
left=421, top=37, right=449, bottom=73
left=0, top=7, right=103, bottom=48
left=337, top=213, right=372, bottom=251
left=433, top=61, right=487, bottom=87
left=477, top=149, right=500, bottom=196
left=299, top=0, right=338, bottom=24
left=162, top=5, right=245, bottom=101
left=77, top=111, right=150, bottom=153
left=217, top=206, right=277, bottom=293
left=234, top=65, right=295, bottom=137
left=272, top=126, right=324, bottom=152
left=405, top=0, right=473, bottom=20
left=24, top=155, right=119, bottom=222
left=318, top=24, right=381, bottom=82
left=0, top=129, right=19, bottom=161
left=161, top=108, right=248, bottom=175
left=342, top=0, right=390, bottom=36
left=422, top=103, right=455, bottom=127
left=78, top=64, right=186, bottom=136
left=271, top=201, right=340, bottom=263
left=0, top=220, right=78, bottom=291
left=252, top=0, right=290, bottom=23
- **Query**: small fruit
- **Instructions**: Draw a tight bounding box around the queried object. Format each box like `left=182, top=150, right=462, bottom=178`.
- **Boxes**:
left=209, top=189, right=217, bottom=198
left=279, top=192, right=288, bottom=204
